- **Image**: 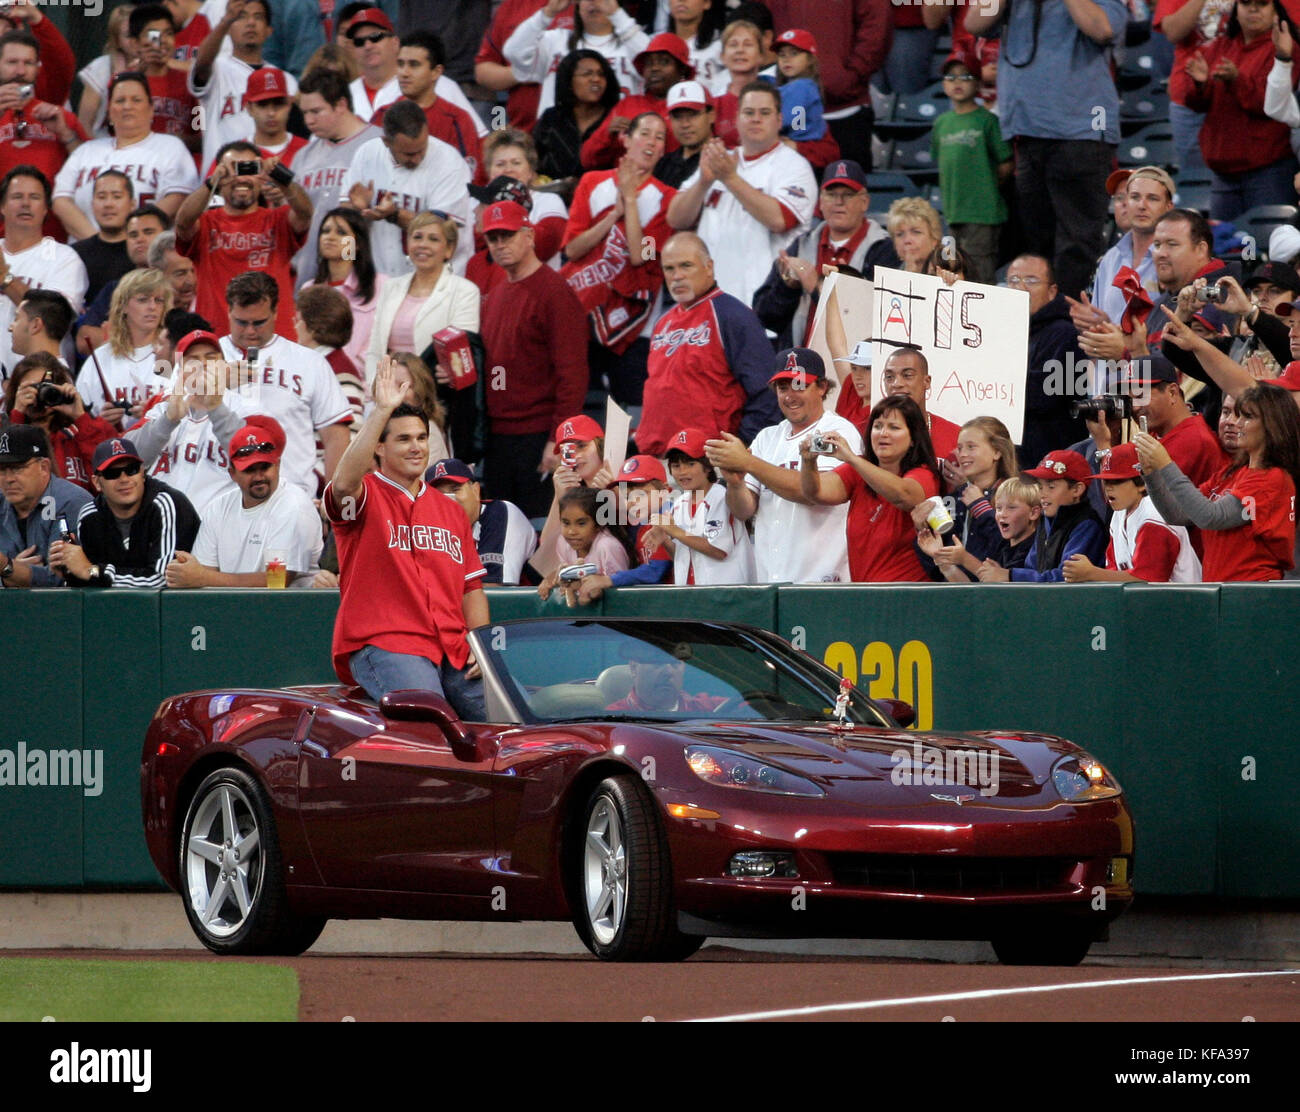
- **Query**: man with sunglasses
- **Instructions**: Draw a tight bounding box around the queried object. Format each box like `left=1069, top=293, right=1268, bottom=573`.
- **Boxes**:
left=0, top=423, right=92, bottom=589
left=48, top=435, right=200, bottom=588
left=165, top=415, right=322, bottom=587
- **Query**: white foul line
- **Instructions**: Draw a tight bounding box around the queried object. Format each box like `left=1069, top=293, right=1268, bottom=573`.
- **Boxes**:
left=685, top=969, right=1300, bottom=1022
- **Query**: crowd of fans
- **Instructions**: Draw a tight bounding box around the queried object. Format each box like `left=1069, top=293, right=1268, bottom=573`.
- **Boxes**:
left=3, top=0, right=1300, bottom=600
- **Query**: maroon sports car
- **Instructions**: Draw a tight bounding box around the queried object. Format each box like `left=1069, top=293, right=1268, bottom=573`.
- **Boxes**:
left=142, top=618, right=1134, bottom=965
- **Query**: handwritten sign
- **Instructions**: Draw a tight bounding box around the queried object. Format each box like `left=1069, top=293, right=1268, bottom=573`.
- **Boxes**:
left=871, top=266, right=1029, bottom=442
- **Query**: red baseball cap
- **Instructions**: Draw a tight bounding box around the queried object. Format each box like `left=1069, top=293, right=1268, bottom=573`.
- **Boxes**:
left=775, top=28, right=817, bottom=56
left=482, top=200, right=532, bottom=233
left=554, top=414, right=603, bottom=444
left=1263, top=360, right=1300, bottom=391
left=344, top=7, right=394, bottom=34
left=618, top=455, right=668, bottom=484
left=1025, top=450, right=1096, bottom=484
left=666, top=428, right=712, bottom=458
left=175, top=330, right=222, bottom=357
left=1106, top=169, right=1133, bottom=197
left=228, top=415, right=286, bottom=471
left=244, top=67, right=290, bottom=104
left=941, top=50, right=979, bottom=77
left=634, top=32, right=694, bottom=76
left=1095, top=443, right=1142, bottom=481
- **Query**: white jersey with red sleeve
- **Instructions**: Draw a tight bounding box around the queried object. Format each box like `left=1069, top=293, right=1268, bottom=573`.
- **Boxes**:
left=682, top=141, right=817, bottom=307
left=139, top=392, right=251, bottom=514
left=1108, top=495, right=1201, bottom=582
left=324, top=470, right=487, bottom=682
left=219, top=334, right=353, bottom=498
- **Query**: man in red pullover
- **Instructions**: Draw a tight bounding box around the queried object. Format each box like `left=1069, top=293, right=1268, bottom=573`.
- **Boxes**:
left=479, top=200, right=588, bottom=519
left=0, top=2, right=74, bottom=108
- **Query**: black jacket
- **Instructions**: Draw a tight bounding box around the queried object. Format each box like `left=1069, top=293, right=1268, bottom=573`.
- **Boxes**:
left=74, top=476, right=200, bottom=588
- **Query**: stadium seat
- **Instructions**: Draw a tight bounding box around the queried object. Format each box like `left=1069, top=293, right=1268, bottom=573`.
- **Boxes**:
left=1117, top=52, right=1158, bottom=90
left=1120, top=86, right=1170, bottom=136
left=869, top=85, right=895, bottom=124
left=865, top=170, right=920, bottom=209
left=886, top=134, right=939, bottom=184
left=1118, top=124, right=1175, bottom=168
left=875, top=84, right=946, bottom=139
left=1174, top=182, right=1212, bottom=214
left=870, top=133, right=893, bottom=171
left=1235, top=205, right=1300, bottom=258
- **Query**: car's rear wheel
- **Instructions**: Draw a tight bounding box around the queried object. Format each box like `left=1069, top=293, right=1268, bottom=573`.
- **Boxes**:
left=991, top=926, right=1094, bottom=966
left=179, top=767, right=325, bottom=956
left=571, top=775, right=704, bottom=962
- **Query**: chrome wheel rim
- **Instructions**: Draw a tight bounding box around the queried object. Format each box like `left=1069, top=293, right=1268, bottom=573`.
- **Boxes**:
left=185, top=783, right=263, bottom=939
left=584, top=797, right=626, bottom=946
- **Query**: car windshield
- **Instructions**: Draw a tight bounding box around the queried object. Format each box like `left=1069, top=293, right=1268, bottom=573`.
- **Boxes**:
left=478, top=620, right=890, bottom=726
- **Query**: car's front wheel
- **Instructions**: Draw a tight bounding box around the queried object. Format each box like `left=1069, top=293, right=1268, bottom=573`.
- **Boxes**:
left=991, top=925, right=1094, bottom=967
left=179, top=767, right=325, bottom=956
left=571, top=775, right=704, bottom=962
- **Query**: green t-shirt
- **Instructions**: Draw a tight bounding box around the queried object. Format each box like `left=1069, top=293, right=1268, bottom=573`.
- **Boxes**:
left=931, top=107, right=1012, bottom=226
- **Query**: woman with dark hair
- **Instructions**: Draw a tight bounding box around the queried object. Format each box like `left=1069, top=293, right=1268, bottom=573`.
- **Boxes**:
left=53, top=71, right=198, bottom=239
left=533, top=49, right=621, bottom=180
left=1138, top=381, right=1300, bottom=580
left=670, top=0, right=726, bottom=91
left=305, top=207, right=383, bottom=376
left=799, top=394, right=942, bottom=582
left=505, top=0, right=649, bottom=121
left=4, top=353, right=117, bottom=490
left=1184, top=0, right=1297, bottom=220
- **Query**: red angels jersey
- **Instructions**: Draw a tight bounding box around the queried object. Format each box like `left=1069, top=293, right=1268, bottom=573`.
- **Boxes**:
left=147, top=69, right=200, bottom=144
left=325, top=470, right=487, bottom=681
left=1199, top=464, right=1296, bottom=581
left=173, top=13, right=213, bottom=63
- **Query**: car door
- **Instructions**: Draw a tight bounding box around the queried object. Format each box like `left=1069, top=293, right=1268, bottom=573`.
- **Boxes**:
left=295, top=702, right=499, bottom=896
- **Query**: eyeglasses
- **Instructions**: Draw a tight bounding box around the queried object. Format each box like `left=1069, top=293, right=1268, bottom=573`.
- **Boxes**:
left=233, top=441, right=276, bottom=459
left=1007, top=275, right=1045, bottom=288
left=100, top=461, right=142, bottom=480
left=350, top=31, right=390, bottom=46
left=942, top=74, right=977, bottom=83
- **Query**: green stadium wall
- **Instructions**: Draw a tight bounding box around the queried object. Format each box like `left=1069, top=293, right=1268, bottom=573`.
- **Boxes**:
left=2, top=585, right=1296, bottom=898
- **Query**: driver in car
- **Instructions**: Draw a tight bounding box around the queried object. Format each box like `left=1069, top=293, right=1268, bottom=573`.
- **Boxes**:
left=605, top=648, right=727, bottom=714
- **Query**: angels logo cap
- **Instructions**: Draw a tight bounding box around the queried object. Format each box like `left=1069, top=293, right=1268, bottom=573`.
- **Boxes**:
left=769, top=347, right=827, bottom=385
left=820, top=159, right=867, bottom=192
left=666, top=81, right=710, bottom=113
left=1024, top=450, right=1096, bottom=484
left=666, top=428, right=711, bottom=458
left=775, top=28, right=818, bottom=56
left=618, top=455, right=667, bottom=484
left=344, top=7, right=394, bottom=35
left=0, top=424, right=51, bottom=464
left=244, top=67, right=290, bottom=104
left=554, top=414, right=603, bottom=445
left=482, top=200, right=532, bottom=233
left=175, top=329, right=222, bottom=357
left=1095, top=443, right=1142, bottom=481
left=92, top=437, right=143, bottom=473
left=228, top=415, right=287, bottom=471
left=426, top=458, right=474, bottom=485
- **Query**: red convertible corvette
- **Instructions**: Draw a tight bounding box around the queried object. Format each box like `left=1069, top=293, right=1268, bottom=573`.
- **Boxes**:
left=142, top=619, right=1134, bottom=965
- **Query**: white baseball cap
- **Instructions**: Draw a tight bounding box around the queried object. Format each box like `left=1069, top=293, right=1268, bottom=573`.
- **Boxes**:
left=834, top=340, right=873, bottom=367
left=666, top=80, right=710, bottom=112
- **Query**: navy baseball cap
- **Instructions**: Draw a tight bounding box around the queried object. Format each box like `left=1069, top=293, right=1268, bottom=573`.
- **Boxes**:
left=0, top=424, right=51, bottom=465
left=821, top=160, right=867, bottom=192
left=770, top=347, right=827, bottom=385
left=92, top=437, right=142, bottom=473
left=426, top=458, right=475, bottom=485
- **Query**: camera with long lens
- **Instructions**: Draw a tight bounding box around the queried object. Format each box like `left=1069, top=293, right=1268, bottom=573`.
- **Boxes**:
left=1069, top=393, right=1134, bottom=421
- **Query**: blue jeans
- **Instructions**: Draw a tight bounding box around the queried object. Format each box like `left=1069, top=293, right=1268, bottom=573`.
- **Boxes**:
left=1210, top=156, right=1300, bottom=222
left=873, top=28, right=940, bottom=96
left=1169, top=102, right=1206, bottom=176
left=350, top=644, right=487, bottom=721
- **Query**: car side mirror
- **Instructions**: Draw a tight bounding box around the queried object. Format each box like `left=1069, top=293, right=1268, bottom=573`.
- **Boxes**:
left=876, top=698, right=916, bottom=728
left=380, top=689, right=478, bottom=760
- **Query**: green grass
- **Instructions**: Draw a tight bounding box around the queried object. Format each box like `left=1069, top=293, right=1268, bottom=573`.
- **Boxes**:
left=0, top=958, right=298, bottom=1021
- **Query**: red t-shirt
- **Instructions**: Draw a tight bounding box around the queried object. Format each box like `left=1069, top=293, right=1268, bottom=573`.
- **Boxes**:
left=324, top=470, right=487, bottom=680
left=147, top=69, right=199, bottom=145
left=180, top=205, right=305, bottom=339
left=835, top=462, right=940, bottom=582
left=1198, top=464, right=1296, bottom=581
left=1161, top=413, right=1228, bottom=490
left=475, top=0, right=572, bottom=130
left=927, top=412, right=961, bottom=463
left=834, top=381, right=869, bottom=435
left=372, top=98, right=485, bottom=183
left=0, top=107, right=87, bottom=243
left=173, top=14, right=212, bottom=63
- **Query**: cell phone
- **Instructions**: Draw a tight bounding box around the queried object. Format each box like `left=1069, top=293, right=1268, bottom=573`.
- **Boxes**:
left=1139, top=415, right=1148, bottom=434
left=558, top=563, right=597, bottom=582
left=234, top=160, right=261, bottom=177
left=17, top=83, right=33, bottom=101
left=146, top=29, right=163, bottom=44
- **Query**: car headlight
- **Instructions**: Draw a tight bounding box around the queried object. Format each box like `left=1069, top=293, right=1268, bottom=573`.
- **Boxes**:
left=1052, top=752, right=1122, bottom=802
left=684, top=745, right=824, bottom=797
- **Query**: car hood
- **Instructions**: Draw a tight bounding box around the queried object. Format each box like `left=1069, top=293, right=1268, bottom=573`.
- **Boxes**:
left=655, top=721, right=1076, bottom=801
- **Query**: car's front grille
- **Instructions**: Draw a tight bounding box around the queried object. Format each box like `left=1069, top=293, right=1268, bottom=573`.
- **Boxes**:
left=827, top=854, right=1080, bottom=893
